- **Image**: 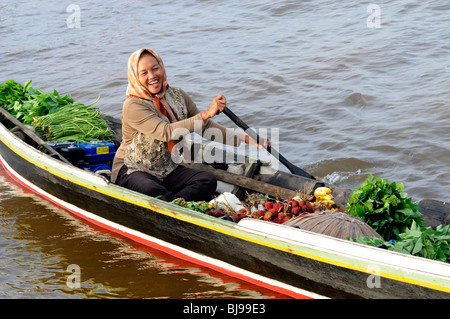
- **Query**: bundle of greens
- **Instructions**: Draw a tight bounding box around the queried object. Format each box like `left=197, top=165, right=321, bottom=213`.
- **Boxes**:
left=0, top=80, right=113, bottom=142
left=31, top=98, right=113, bottom=142
left=346, top=174, right=423, bottom=240
left=0, top=80, right=29, bottom=118
left=0, top=80, right=74, bottom=125
left=351, top=221, right=450, bottom=263
left=171, top=198, right=212, bottom=213
left=347, top=174, right=450, bottom=263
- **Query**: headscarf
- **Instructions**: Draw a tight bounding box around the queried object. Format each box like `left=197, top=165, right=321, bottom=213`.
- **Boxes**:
left=125, top=48, right=180, bottom=153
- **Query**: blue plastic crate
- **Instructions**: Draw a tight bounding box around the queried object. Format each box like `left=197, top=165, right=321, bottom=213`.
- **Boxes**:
left=75, top=141, right=116, bottom=163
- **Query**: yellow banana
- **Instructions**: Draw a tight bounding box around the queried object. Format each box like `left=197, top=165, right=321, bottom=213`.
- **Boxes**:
left=314, top=187, right=332, bottom=198
left=320, top=194, right=334, bottom=201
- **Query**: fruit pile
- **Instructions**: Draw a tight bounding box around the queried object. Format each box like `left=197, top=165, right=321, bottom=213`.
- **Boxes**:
left=171, top=187, right=337, bottom=225
left=312, top=187, right=335, bottom=210
left=256, top=197, right=315, bottom=223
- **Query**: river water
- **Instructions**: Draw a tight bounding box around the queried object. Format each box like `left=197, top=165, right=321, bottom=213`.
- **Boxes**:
left=0, top=0, right=449, bottom=298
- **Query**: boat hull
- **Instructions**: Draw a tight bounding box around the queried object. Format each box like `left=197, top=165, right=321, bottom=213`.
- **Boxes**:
left=0, top=121, right=449, bottom=299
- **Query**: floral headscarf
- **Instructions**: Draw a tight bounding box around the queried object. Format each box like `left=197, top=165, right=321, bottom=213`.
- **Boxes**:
left=125, top=48, right=180, bottom=152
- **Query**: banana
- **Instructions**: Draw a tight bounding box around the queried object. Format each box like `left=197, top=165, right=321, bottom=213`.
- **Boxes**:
left=320, top=194, right=334, bottom=201
left=314, top=187, right=332, bottom=198
left=313, top=187, right=335, bottom=209
left=325, top=200, right=335, bottom=207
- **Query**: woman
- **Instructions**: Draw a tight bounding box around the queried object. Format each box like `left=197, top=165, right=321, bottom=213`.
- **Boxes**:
left=111, top=48, right=262, bottom=202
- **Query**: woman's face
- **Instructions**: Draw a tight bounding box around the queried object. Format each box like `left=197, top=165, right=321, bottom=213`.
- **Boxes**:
left=137, top=53, right=164, bottom=95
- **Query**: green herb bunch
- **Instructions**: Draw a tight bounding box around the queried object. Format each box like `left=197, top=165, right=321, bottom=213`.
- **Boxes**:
left=346, top=174, right=423, bottom=241
left=0, top=80, right=74, bottom=125
left=0, top=80, right=113, bottom=142
left=171, top=198, right=211, bottom=213
left=0, top=80, right=29, bottom=120
left=352, top=221, right=450, bottom=263
left=31, top=99, right=113, bottom=142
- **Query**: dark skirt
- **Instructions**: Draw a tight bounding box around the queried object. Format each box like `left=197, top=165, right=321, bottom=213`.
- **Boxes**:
left=115, top=165, right=217, bottom=202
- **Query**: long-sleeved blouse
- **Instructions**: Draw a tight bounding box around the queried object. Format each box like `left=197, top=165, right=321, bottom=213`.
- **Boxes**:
left=111, top=87, right=240, bottom=182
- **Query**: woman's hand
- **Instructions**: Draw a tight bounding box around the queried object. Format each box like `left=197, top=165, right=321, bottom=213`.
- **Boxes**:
left=239, top=133, right=270, bottom=150
left=201, top=95, right=227, bottom=120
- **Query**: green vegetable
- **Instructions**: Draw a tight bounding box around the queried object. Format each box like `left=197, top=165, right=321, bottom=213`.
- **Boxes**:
left=0, top=80, right=26, bottom=107
left=0, top=80, right=28, bottom=125
left=351, top=221, right=450, bottom=263
left=0, top=80, right=74, bottom=125
left=172, top=198, right=211, bottom=213
left=347, top=174, right=450, bottom=263
left=346, top=174, right=423, bottom=240
left=31, top=100, right=113, bottom=142
left=0, top=80, right=113, bottom=142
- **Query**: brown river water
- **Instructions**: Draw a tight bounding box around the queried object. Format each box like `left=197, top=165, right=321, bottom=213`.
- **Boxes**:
left=0, top=0, right=449, bottom=298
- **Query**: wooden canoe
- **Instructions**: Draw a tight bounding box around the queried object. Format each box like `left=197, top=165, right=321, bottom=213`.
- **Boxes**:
left=0, top=113, right=449, bottom=299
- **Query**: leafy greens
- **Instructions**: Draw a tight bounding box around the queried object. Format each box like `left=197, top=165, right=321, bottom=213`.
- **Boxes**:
left=0, top=80, right=74, bottom=125
left=346, top=174, right=423, bottom=240
left=351, top=221, right=450, bottom=263
left=0, top=80, right=113, bottom=142
left=347, top=174, right=450, bottom=263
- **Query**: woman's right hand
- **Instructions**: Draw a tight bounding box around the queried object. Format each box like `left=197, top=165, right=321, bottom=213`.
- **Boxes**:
left=201, top=95, right=227, bottom=120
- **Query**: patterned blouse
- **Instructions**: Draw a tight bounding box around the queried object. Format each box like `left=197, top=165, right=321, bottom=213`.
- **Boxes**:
left=111, top=87, right=240, bottom=182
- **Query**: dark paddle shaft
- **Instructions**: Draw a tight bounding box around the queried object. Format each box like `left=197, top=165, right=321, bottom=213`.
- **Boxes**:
left=223, top=108, right=315, bottom=179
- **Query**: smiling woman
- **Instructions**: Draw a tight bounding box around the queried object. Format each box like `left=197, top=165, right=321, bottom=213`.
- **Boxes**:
left=2, top=0, right=449, bottom=300
left=112, top=48, right=260, bottom=202
left=137, top=52, right=164, bottom=95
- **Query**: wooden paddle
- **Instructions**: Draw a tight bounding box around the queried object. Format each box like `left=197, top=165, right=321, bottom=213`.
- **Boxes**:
left=222, top=107, right=315, bottom=180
